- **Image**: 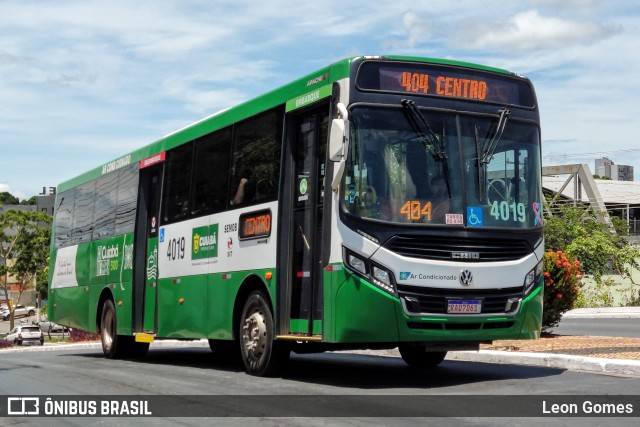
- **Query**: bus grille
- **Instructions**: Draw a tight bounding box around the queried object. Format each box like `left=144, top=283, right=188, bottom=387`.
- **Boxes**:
left=398, top=285, right=523, bottom=315
left=383, top=235, right=531, bottom=262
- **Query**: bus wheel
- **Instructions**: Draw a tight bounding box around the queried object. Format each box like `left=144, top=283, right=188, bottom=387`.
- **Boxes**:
left=398, top=345, right=447, bottom=369
left=100, top=299, right=125, bottom=359
left=100, top=300, right=149, bottom=359
left=239, top=291, right=289, bottom=376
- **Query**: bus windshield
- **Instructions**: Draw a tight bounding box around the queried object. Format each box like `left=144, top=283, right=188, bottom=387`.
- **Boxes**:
left=343, top=106, right=543, bottom=229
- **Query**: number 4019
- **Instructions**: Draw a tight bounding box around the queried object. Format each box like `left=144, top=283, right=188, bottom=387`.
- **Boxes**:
left=490, top=201, right=525, bottom=223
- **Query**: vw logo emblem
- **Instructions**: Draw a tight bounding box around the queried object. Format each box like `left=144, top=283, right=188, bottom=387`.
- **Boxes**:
left=460, top=270, right=473, bottom=286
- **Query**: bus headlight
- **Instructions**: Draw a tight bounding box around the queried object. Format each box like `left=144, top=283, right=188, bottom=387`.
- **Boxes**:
left=372, top=265, right=396, bottom=294
left=372, top=265, right=390, bottom=285
left=524, top=260, right=544, bottom=295
left=347, top=253, right=367, bottom=275
left=343, top=247, right=397, bottom=296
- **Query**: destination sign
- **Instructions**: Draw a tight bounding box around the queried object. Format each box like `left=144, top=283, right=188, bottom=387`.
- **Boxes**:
left=239, top=209, right=272, bottom=240
left=356, top=61, right=534, bottom=107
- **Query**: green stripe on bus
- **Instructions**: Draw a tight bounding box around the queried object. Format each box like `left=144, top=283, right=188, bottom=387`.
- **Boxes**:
left=285, top=85, right=332, bottom=112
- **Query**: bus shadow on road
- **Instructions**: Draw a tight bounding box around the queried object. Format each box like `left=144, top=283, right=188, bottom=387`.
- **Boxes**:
left=67, top=347, right=246, bottom=373
left=67, top=347, right=565, bottom=390
left=282, top=352, right=565, bottom=390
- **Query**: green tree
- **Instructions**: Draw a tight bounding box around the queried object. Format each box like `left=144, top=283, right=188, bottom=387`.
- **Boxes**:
left=0, top=191, right=20, bottom=205
left=21, top=196, right=37, bottom=205
left=544, top=205, right=640, bottom=315
left=0, top=209, right=52, bottom=330
left=545, top=205, right=639, bottom=283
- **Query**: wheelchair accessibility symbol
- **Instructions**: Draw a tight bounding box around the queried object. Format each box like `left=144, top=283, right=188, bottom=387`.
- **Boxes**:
left=466, top=207, right=484, bottom=227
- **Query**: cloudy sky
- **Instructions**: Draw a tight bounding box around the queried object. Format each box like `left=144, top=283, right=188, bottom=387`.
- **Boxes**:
left=1, top=0, right=638, bottom=200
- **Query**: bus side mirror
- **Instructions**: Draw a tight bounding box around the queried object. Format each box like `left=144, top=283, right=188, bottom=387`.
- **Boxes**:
left=330, top=103, right=349, bottom=191
left=329, top=118, right=345, bottom=161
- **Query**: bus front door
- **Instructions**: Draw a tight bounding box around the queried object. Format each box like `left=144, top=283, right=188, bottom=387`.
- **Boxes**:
left=134, top=163, right=162, bottom=334
left=280, top=105, right=329, bottom=337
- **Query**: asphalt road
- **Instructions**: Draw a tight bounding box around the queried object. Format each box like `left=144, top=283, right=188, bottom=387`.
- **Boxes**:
left=551, top=317, right=640, bottom=338
left=1, top=345, right=639, bottom=426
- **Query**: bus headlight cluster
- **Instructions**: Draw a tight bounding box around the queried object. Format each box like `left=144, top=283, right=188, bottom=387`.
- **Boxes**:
left=524, top=259, right=544, bottom=295
left=343, top=247, right=397, bottom=296
left=347, top=253, right=367, bottom=275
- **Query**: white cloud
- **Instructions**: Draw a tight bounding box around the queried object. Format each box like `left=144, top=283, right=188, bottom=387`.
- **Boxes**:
left=456, top=9, right=614, bottom=52
left=402, top=11, right=433, bottom=48
left=533, top=0, right=601, bottom=13
left=0, top=182, right=26, bottom=201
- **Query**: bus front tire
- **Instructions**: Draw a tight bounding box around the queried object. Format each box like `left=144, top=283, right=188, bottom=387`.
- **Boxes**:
left=398, top=345, right=447, bottom=369
left=239, top=290, right=289, bottom=376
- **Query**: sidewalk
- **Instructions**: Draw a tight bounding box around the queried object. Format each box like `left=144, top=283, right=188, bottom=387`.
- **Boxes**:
left=562, top=306, right=640, bottom=318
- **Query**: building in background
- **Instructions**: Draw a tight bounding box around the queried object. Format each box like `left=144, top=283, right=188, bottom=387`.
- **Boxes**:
left=36, top=194, right=55, bottom=216
left=543, top=165, right=640, bottom=240
left=595, top=157, right=634, bottom=181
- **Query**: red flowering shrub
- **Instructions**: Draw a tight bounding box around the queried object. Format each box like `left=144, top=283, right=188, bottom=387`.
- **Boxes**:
left=542, top=250, right=583, bottom=331
left=69, top=329, right=100, bottom=342
left=0, top=340, right=14, bottom=349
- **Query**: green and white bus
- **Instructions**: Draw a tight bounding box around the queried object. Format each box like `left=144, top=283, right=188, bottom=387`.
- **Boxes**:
left=48, top=55, right=544, bottom=376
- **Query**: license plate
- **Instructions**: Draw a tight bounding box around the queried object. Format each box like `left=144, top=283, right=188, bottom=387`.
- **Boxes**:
left=447, top=299, right=482, bottom=314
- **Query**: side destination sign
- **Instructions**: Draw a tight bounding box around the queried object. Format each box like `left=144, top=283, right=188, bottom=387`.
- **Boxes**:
left=286, top=85, right=332, bottom=112
left=102, top=155, right=132, bottom=175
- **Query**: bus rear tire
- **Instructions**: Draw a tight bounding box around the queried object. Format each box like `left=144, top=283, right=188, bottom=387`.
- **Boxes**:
left=100, top=299, right=149, bottom=359
left=398, top=345, right=447, bottom=369
left=101, top=299, right=123, bottom=359
left=239, top=290, right=289, bottom=376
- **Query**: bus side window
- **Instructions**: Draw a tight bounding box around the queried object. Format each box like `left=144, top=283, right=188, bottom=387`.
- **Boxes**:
left=93, top=173, right=117, bottom=240
left=161, top=142, right=194, bottom=224
left=71, top=181, right=95, bottom=244
left=190, top=128, right=232, bottom=216
left=114, top=165, right=138, bottom=235
left=54, top=188, right=76, bottom=248
left=228, top=108, right=282, bottom=207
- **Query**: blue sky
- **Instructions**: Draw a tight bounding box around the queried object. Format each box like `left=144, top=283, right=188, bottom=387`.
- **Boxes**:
left=1, top=0, right=639, bottom=200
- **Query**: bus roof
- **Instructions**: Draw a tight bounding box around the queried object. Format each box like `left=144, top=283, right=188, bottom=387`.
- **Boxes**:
left=57, top=55, right=514, bottom=192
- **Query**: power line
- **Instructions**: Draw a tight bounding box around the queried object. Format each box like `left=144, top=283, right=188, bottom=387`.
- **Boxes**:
left=543, top=148, right=640, bottom=159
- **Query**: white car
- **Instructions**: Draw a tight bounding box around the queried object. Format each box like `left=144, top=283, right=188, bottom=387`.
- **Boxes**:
left=0, top=304, right=37, bottom=320
left=5, top=325, right=44, bottom=346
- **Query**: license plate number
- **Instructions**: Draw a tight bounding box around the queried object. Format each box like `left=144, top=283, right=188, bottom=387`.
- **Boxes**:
left=447, top=299, right=482, bottom=314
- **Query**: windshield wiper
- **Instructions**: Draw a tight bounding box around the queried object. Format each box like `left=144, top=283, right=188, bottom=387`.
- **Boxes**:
left=401, top=99, right=451, bottom=197
left=401, top=99, right=447, bottom=161
left=475, top=107, right=511, bottom=201
left=479, top=107, right=510, bottom=164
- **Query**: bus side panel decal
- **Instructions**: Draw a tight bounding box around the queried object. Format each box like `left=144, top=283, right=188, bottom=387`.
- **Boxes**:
left=51, top=245, right=79, bottom=289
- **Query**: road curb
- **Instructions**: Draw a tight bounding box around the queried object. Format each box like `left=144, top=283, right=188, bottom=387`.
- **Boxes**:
left=333, top=348, right=640, bottom=377
left=562, top=307, right=640, bottom=319
left=447, top=350, right=640, bottom=377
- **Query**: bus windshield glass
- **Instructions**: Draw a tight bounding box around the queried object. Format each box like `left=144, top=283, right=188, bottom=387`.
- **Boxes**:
left=343, top=107, right=543, bottom=229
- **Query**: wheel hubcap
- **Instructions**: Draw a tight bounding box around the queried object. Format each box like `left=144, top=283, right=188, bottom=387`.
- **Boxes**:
left=242, top=311, right=267, bottom=358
